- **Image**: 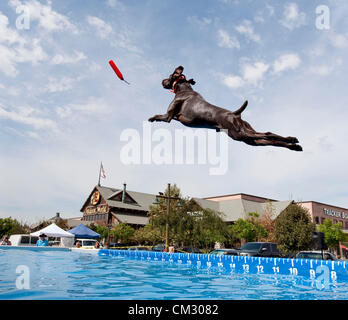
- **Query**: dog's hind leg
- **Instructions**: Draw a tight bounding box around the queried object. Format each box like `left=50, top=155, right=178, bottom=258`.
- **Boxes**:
left=247, top=131, right=299, bottom=144
left=243, top=137, right=303, bottom=151
left=237, top=120, right=299, bottom=144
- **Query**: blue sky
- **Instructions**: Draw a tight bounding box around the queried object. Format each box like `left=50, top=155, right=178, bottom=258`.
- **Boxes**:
left=1, top=0, right=348, bottom=224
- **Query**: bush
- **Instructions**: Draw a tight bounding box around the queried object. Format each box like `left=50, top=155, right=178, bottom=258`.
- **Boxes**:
left=318, top=219, right=347, bottom=250
left=0, top=217, right=26, bottom=238
left=110, top=223, right=135, bottom=244
left=274, top=203, right=315, bottom=254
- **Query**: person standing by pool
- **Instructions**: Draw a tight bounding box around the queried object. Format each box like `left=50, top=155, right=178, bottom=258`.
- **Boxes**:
left=36, top=234, right=49, bottom=246
left=0, top=235, right=11, bottom=245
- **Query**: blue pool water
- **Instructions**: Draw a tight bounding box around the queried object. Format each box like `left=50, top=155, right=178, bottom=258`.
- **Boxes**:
left=1, top=248, right=348, bottom=300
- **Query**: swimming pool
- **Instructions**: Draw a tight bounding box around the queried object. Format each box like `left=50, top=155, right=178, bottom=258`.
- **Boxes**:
left=1, top=248, right=348, bottom=300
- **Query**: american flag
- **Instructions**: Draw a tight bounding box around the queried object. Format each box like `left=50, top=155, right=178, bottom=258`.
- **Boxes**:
left=100, top=163, right=106, bottom=179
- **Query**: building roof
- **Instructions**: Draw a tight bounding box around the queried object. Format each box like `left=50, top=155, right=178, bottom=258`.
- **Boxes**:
left=67, top=218, right=91, bottom=228
left=204, top=192, right=277, bottom=202
left=193, top=197, right=293, bottom=222
left=298, top=200, right=348, bottom=211
left=82, top=185, right=293, bottom=224
left=81, top=185, right=157, bottom=213
left=111, top=213, right=149, bottom=225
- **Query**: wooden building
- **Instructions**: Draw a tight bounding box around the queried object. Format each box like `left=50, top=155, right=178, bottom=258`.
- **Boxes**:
left=79, top=185, right=348, bottom=234
left=80, top=184, right=156, bottom=228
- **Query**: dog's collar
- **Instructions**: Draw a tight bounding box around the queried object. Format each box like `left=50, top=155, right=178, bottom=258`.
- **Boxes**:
left=171, top=75, right=186, bottom=93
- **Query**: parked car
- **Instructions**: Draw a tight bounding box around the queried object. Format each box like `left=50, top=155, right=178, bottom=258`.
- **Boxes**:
left=128, top=246, right=151, bottom=251
left=75, top=239, right=98, bottom=249
left=209, top=248, right=240, bottom=256
left=152, top=243, right=166, bottom=252
left=49, top=240, right=60, bottom=246
left=295, top=251, right=337, bottom=261
left=9, top=234, right=39, bottom=246
left=239, top=242, right=281, bottom=257
left=151, top=243, right=184, bottom=252
left=180, top=247, right=203, bottom=254
left=109, top=243, right=128, bottom=249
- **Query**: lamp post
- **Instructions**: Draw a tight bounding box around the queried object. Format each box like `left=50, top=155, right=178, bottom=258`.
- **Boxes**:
left=153, top=183, right=181, bottom=252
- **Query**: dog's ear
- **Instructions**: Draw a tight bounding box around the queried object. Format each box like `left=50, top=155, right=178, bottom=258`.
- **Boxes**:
left=174, top=66, right=184, bottom=74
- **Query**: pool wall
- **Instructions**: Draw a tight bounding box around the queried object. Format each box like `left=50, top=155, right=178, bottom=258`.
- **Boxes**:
left=99, top=249, right=348, bottom=284
left=0, top=246, right=71, bottom=252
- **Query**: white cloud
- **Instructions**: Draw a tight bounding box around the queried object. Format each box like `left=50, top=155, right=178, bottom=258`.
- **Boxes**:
left=254, top=5, right=275, bottom=23
left=44, top=77, right=77, bottom=93
left=56, top=97, right=111, bottom=119
left=266, top=4, right=275, bottom=17
left=309, top=59, right=342, bottom=76
left=222, top=54, right=300, bottom=89
left=0, top=105, right=56, bottom=130
left=0, top=13, right=25, bottom=45
left=223, top=75, right=245, bottom=89
left=51, top=50, right=86, bottom=65
left=9, top=0, right=78, bottom=33
left=273, top=53, right=301, bottom=74
left=221, top=61, right=269, bottom=90
left=87, top=16, right=113, bottom=39
left=235, top=20, right=261, bottom=43
left=280, top=3, right=306, bottom=30
left=0, top=13, right=47, bottom=77
left=0, top=44, right=18, bottom=77
left=106, top=0, right=125, bottom=10
left=331, top=34, right=348, bottom=48
left=187, top=16, right=212, bottom=28
left=309, top=65, right=333, bottom=76
left=217, top=29, right=240, bottom=49
left=242, top=61, right=269, bottom=84
left=111, top=30, right=141, bottom=53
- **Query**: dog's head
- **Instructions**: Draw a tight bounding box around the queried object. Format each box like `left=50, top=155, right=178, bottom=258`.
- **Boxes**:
left=162, top=66, right=184, bottom=89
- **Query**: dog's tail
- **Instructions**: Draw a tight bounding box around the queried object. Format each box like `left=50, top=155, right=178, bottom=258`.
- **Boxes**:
left=233, top=100, right=248, bottom=116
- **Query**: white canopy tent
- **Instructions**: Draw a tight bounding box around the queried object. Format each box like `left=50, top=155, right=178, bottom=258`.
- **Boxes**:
left=30, top=223, right=75, bottom=247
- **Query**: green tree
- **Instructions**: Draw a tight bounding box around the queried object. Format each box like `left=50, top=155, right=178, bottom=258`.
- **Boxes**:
left=258, top=202, right=276, bottom=242
left=148, top=184, right=229, bottom=249
left=231, top=212, right=268, bottom=244
left=110, top=223, right=135, bottom=244
left=132, top=225, right=162, bottom=245
left=192, top=208, right=229, bottom=250
left=318, top=219, right=347, bottom=250
left=0, top=217, right=26, bottom=237
left=31, top=218, right=69, bottom=232
left=274, top=203, right=315, bottom=254
left=90, top=223, right=109, bottom=241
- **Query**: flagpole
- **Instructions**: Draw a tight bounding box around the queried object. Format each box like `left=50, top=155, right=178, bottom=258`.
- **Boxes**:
left=98, top=162, right=102, bottom=186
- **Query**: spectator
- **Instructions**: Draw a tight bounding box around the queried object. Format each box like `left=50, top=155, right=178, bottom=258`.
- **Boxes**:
left=94, top=241, right=100, bottom=249
left=0, top=235, right=11, bottom=246
left=36, top=234, right=49, bottom=246
left=168, top=242, right=175, bottom=253
left=75, top=241, right=81, bottom=248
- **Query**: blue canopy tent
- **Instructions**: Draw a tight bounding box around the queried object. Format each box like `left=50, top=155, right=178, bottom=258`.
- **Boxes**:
left=68, top=224, right=101, bottom=239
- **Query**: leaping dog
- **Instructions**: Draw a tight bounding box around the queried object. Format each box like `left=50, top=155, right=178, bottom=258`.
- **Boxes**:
left=148, top=66, right=302, bottom=152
